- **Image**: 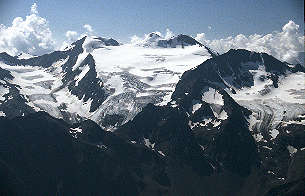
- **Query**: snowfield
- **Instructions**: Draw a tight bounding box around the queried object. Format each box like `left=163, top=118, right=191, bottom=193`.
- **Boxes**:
left=0, top=36, right=212, bottom=129
left=86, top=38, right=212, bottom=128
left=222, top=61, right=305, bottom=144
left=92, top=43, right=211, bottom=96
left=0, top=61, right=94, bottom=119
left=226, top=62, right=305, bottom=132
left=0, top=36, right=304, bottom=133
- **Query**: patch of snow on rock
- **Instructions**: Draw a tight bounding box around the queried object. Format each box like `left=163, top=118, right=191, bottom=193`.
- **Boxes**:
left=202, top=87, right=224, bottom=105
left=70, top=127, right=83, bottom=133
left=254, top=133, right=264, bottom=142
left=270, top=129, right=279, bottom=140
left=144, top=138, right=155, bottom=149
left=287, top=145, right=298, bottom=156
left=0, top=86, right=9, bottom=101
left=75, top=64, right=90, bottom=86
left=0, top=111, right=5, bottom=116
left=191, top=99, right=202, bottom=114
left=218, top=110, right=228, bottom=120
left=72, top=52, right=88, bottom=71
left=158, top=150, right=166, bottom=156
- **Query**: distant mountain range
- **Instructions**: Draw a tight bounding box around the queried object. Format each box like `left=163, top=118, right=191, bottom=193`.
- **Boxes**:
left=0, top=33, right=304, bottom=195
left=0, top=34, right=216, bottom=130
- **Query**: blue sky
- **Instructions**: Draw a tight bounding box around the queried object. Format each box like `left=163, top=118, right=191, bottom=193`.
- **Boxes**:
left=0, top=0, right=303, bottom=64
left=0, top=0, right=303, bottom=42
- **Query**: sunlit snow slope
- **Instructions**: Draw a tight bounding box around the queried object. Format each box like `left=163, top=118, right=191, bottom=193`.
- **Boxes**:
left=0, top=35, right=213, bottom=129
left=90, top=43, right=212, bottom=126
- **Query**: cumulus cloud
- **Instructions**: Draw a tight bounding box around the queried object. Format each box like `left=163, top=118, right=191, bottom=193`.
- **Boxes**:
left=130, top=29, right=176, bottom=45
left=130, top=35, right=141, bottom=45
left=164, top=28, right=175, bottom=39
left=83, top=24, right=93, bottom=33
left=195, top=33, right=206, bottom=42
left=60, top=24, right=97, bottom=50
left=1, top=3, right=302, bottom=66
left=60, top=30, right=79, bottom=50
left=0, top=3, right=56, bottom=56
left=31, top=3, right=38, bottom=14
left=195, top=20, right=304, bottom=65
left=65, top=30, right=78, bottom=42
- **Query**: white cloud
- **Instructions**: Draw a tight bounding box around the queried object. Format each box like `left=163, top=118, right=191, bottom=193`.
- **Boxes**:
left=83, top=24, right=93, bottom=33
left=60, top=24, right=97, bottom=50
left=1, top=4, right=302, bottom=66
left=130, top=35, right=141, bottom=45
left=65, top=30, right=78, bottom=42
left=0, top=3, right=97, bottom=54
left=0, top=3, right=56, bottom=56
left=60, top=30, right=79, bottom=50
left=31, top=3, right=38, bottom=14
left=164, top=28, right=175, bottom=39
left=195, top=20, right=304, bottom=65
left=195, top=33, right=206, bottom=42
left=130, top=29, right=176, bottom=45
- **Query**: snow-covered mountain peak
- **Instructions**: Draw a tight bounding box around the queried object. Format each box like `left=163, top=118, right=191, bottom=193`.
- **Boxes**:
left=133, top=33, right=205, bottom=49
left=132, top=32, right=162, bottom=47
left=157, top=34, right=203, bottom=48
left=170, top=49, right=305, bottom=151
left=147, top=32, right=162, bottom=41
left=82, top=36, right=120, bottom=52
left=62, top=36, right=120, bottom=53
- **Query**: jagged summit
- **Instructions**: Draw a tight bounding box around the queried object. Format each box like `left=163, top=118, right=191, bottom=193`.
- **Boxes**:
left=82, top=36, right=120, bottom=52
left=62, top=36, right=120, bottom=53
left=134, top=32, right=205, bottom=49
left=157, top=34, right=203, bottom=48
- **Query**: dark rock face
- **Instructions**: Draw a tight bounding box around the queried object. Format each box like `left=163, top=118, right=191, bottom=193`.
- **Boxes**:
left=0, top=83, right=36, bottom=118
left=2, top=106, right=302, bottom=195
left=95, top=37, right=120, bottom=46
left=0, top=112, right=170, bottom=196
left=168, top=50, right=261, bottom=178
left=66, top=54, right=107, bottom=112
left=157, top=34, right=203, bottom=48
left=263, top=151, right=305, bottom=196
left=116, top=103, right=214, bottom=177
left=100, top=113, right=125, bottom=128
left=156, top=34, right=218, bottom=57
left=209, top=100, right=258, bottom=177
left=115, top=90, right=260, bottom=186
left=0, top=67, right=36, bottom=118
left=0, top=67, right=13, bottom=81
left=172, top=49, right=296, bottom=98
left=115, top=49, right=305, bottom=195
left=0, top=112, right=76, bottom=195
left=0, top=52, right=20, bottom=66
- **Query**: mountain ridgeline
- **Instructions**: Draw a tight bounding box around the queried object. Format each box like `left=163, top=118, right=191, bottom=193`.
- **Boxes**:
left=0, top=34, right=304, bottom=195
